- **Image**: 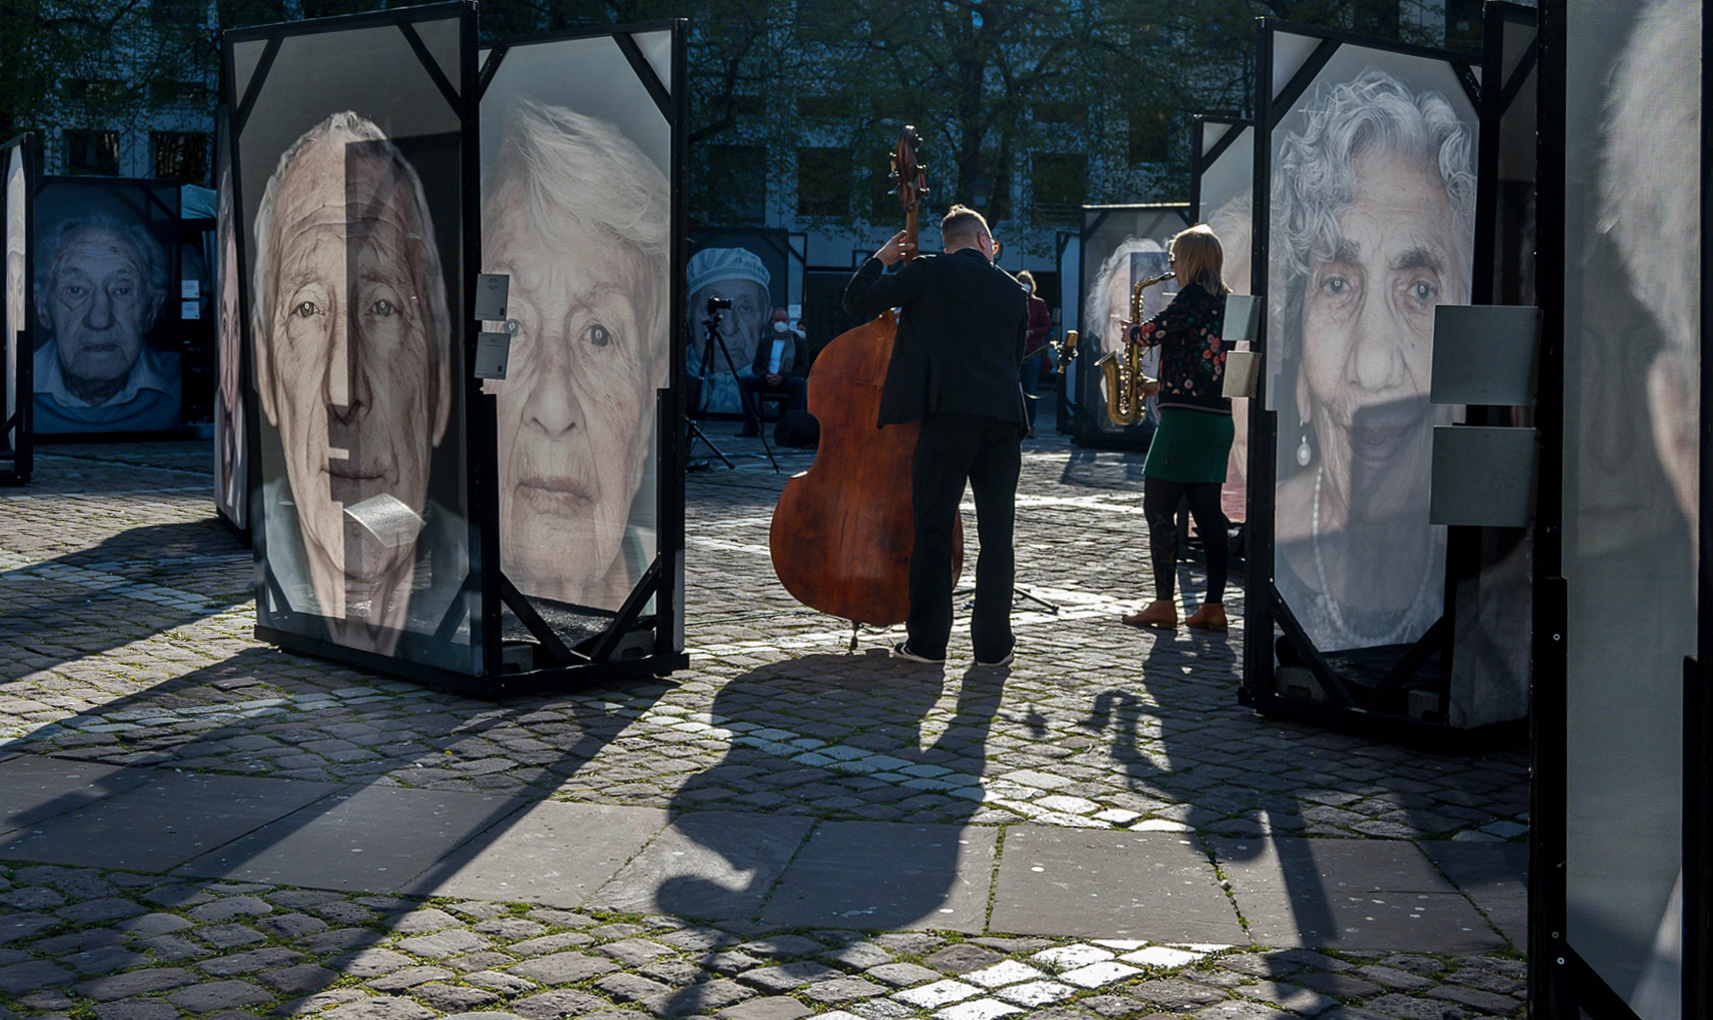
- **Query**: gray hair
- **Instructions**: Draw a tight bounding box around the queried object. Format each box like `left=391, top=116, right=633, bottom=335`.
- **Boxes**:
left=34, top=212, right=168, bottom=309
left=251, top=111, right=450, bottom=368
left=484, top=100, right=670, bottom=354
left=1601, top=0, right=1700, bottom=365
left=1270, top=67, right=1476, bottom=352
left=1086, top=236, right=1166, bottom=341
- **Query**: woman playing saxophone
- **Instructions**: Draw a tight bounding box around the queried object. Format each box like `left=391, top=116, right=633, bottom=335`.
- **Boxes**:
left=1119, top=224, right=1234, bottom=631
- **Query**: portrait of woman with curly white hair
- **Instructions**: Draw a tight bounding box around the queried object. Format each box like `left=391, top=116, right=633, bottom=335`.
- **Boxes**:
left=1268, top=66, right=1476, bottom=653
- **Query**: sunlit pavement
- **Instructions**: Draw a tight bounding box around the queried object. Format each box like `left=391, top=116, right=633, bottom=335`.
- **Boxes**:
left=0, top=435, right=1528, bottom=1019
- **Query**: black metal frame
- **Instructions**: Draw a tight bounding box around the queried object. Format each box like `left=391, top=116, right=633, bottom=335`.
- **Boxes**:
left=1239, top=18, right=1501, bottom=740
left=226, top=5, right=688, bottom=696
left=1, top=133, right=35, bottom=486
left=1070, top=202, right=1194, bottom=451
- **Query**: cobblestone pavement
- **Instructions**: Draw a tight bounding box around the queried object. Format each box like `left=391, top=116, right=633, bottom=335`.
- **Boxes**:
left=0, top=436, right=1530, bottom=1019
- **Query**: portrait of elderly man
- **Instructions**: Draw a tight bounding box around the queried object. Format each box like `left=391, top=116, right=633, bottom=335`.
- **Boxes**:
left=686, top=246, right=770, bottom=416
left=1269, top=67, right=1474, bottom=652
left=214, top=172, right=245, bottom=523
left=252, top=110, right=457, bottom=655
left=31, top=212, right=179, bottom=434
left=484, top=101, right=669, bottom=611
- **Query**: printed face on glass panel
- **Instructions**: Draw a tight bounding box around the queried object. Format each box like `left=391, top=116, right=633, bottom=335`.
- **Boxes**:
left=256, top=131, right=449, bottom=617
left=488, top=190, right=659, bottom=607
left=38, top=226, right=162, bottom=399
left=1296, top=148, right=1465, bottom=522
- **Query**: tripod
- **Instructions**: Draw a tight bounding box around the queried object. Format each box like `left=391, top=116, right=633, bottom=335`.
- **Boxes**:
left=688, top=310, right=779, bottom=473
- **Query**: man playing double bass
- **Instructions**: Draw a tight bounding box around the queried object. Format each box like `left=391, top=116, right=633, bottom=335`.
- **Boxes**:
left=844, top=204, right=1030, bottom=667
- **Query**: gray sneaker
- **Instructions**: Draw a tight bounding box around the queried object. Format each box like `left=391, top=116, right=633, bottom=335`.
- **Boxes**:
left=975, top=647, right=1014, bottom=667
left=891, top=642, right=945, bottom=664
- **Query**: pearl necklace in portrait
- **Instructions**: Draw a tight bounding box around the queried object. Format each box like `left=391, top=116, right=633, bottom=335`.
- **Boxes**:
left=1311, top=464, right=1438, bottom=648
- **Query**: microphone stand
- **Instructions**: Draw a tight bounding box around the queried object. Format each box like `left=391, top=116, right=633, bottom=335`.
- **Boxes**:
left=702, top=313, right=780, bottom=475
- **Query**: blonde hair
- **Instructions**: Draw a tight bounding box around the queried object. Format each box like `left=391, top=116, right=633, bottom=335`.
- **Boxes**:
left=1169, top=224, right=1226, bottom=296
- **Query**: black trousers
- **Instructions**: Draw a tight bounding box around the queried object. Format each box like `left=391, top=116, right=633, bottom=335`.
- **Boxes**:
left=908, top=413, right=1022, bottom=660
left=1142, top=477, right=1228, bottom=604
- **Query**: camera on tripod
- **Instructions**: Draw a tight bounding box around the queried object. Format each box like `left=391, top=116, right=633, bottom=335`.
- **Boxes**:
left=705, top=295, right=733, bottom=313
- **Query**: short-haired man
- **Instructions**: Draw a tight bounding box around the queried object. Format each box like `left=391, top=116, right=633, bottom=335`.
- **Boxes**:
left=251, top=111, right=455, bottom=655
left=32, top=214, right=178, bottom=433
left=845, top=204, right=1029, bottom=666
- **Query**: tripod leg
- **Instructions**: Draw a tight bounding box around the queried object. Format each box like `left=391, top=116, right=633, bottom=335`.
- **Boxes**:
left=712, top=332, right=781, bottom=474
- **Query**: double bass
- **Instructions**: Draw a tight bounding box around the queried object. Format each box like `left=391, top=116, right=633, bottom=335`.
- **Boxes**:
left=768, top=127, right=964, bottom=632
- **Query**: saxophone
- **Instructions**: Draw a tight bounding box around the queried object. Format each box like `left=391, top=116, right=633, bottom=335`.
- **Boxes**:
left=1095, top=271, right=1174, bottom=426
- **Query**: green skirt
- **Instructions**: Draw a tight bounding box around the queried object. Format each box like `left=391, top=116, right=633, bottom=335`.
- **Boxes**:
left=1143, top=407, right=1235, bottom=483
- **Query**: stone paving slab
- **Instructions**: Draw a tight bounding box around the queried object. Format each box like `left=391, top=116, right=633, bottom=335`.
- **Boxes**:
left=0, top=755, right=153, bottom=837
left=989, top=827, right=1246, bottom=944
left=1422, top=839, right=1528, bottom=948
left=421, top=800, right=671, bottom=907
left=589, top=809, right=813, bottom=921
left=758, top=822, right=996, bottom=932
left=1211, top=836, right=1505, bottom=952
left=176, top=784, right=530, bottom=892
left=0, top=771, right=340, bottom=872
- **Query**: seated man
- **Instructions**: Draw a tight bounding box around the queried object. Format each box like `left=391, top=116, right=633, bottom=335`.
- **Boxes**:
left=737, top=308, right=808, bottom=436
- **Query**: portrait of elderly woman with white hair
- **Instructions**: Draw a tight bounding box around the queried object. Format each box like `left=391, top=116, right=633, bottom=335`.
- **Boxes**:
left=1269, top=67, right=1475, bottom=652
left=1084, top=236, right=1171, bottom=435
left=484, top=100, right=670, bottom=612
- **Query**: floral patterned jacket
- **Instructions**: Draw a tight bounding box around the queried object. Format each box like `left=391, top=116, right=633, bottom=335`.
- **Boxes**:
left=1126, top=281, right=1230, bottom=415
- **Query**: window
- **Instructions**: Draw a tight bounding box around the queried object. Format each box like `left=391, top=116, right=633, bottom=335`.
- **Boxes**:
left=65, top=131, right=121, bottom=176
left=1032, top=101, right=1085, bottom=125
left=697, top=145, right=767, bottom=224
left=154, top=132, right=211, bottom=185
left=797, top=147, right=852, bottom=218
left=1128, top=112, right=1170, bottom=165
left=799, top=95, right=852, bottom=120
left=1032, top=153, right=1087, bottom=222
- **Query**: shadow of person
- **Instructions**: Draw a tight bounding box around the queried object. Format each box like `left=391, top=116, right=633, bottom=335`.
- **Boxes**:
left=646, top=652, right=1008, bottom=945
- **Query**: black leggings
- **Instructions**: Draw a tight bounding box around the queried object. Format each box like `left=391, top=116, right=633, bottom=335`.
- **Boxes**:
left=1143, top=478, right=1228, bottom=604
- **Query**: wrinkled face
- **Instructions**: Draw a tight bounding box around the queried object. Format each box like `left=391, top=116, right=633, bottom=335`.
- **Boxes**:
left=40, top=228, right=158, bottom=388
left=1298, top=150, right=1465, bottom=520
left=260, top=140, right=447, bottom=584
left=692, top=278, right=766, bottom=365
left=489, top=194, right=659, bottom=604
left=1101, top=272, right=1129, bottom=351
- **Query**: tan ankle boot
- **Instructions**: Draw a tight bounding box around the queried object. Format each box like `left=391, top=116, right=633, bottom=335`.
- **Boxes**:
left=1122, top=599, right=1178, bottom=629
left=1185, top=602, right=1228, bottom=631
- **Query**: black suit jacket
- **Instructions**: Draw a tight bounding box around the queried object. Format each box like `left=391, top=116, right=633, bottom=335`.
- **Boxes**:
left=843, top=248, right=1029, bottom=428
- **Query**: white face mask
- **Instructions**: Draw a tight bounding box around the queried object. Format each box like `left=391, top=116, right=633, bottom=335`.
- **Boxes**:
left=773, top=321, right=789, bottom=333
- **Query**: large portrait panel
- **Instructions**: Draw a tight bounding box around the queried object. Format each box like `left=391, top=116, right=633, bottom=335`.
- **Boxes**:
left=480, top=27, right=673, bottom=624
left=686, top=229, right=792, bottom=417
left=1557, top=0, right=1697, bottom=1011
left=228, top=5, right=475, bottom=673
left=1265, top=44, right=1477, bottom=655
left=1195, top=118, right=1254, bottom=524
left=31, top=179, right=184, bottom=436
left=3, top=140, right=27, bottom=474
left=213, top=115, right=245, bottom=529
left=1074, top=204, right=1192, bottom=447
